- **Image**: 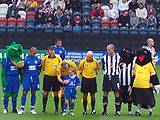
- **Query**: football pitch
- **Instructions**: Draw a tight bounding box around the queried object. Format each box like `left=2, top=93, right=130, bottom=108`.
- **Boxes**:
left=0, top=65, right=159, bottom=120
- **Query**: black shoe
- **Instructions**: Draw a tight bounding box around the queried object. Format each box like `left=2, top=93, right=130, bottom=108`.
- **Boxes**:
left=91, top=110, right=96, bottom=115
left=135, top=111, right=141, bottom=116
left=12, top=109, right=17, bottom=113
left=82, top=111, right=87, bottom=115
left=41, top=110, right=46, bottom=114
left=115, top=111, right=121, bottom=116
left=148, top=111, right=153, bottom=116
left=101, top=111, right=107, bottom=116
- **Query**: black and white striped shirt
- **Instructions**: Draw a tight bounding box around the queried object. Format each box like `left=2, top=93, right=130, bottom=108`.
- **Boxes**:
left=101, top=53, right=120, bottom=76
left=119, top=59, right=136, bottom=86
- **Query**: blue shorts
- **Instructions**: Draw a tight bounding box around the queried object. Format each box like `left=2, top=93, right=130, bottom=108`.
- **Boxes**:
left=22, top=75, right=40, bottom=92
left=64, top=88, right=77, bottom=100
left=3, top=76, right=20, bottom=93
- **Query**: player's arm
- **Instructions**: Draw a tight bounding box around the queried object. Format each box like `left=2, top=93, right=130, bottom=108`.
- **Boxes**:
left=38, top=58, right=42, bottom=75
left=57, top=64, right=63, bottom=83
left=130, top=65, right=136, bottom=87
left=19, top=67, right=24, bottom=85
left=1, top=58, right=7, bottom=87
left=57, top=55, right=63, bottom=63
left=78, top=60, right=84, bottom=76
left=96, top=60, right=100, bottom=74
left=101, top=57, right=105, bottom=71
left=62, top=47, right=66, bottom=60
left=41, top=56, right=47, bottom=70
left=150, top=62, right=159, bottom=86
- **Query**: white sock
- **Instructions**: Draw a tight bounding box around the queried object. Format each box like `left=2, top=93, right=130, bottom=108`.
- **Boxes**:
left=147, top=105, right=152, bottom=112
left=137, top=104, right=141, bottom=113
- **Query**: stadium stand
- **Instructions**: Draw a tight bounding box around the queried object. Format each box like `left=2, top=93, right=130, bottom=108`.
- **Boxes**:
left=0, top=0, right=159, bottom=34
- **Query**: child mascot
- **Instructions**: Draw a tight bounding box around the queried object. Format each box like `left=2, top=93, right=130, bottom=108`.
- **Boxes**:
left=1, top=42, right=24, bottom=113
left=131, top=48, right=159, bottom=116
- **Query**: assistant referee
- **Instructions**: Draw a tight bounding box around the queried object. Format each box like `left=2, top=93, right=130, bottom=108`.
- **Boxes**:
left=41, top=46, right=62, bottom=113
left=79, top=51, right=100, bottom=115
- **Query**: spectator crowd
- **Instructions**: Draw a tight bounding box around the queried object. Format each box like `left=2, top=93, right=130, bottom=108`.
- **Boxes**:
left=0, top=0, right=160, bottom=32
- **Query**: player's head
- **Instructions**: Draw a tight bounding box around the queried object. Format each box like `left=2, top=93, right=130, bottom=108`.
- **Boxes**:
left=147, top=38, right=154, bottom=47
left=55, top=38, right=62, bottom=48
left=107, top=44, right=115, bottom=56
left=48, top=46, right=55, bottom=58
left=68, top=67, right=75, bottom=76
left=29, top=47, right=38, bottom=57
left=86, top=51, right=94, bottom=62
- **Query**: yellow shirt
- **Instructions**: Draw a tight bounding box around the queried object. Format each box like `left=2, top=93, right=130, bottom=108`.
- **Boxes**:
left=27, top=1, right=38, bottom=8
left=79, top=58, right=100, bottom=78
left=41, top=55, right=62, bottom=76
left=133, top=62, right=156, bottom=88
left=57, top=60, right=78, bottom=78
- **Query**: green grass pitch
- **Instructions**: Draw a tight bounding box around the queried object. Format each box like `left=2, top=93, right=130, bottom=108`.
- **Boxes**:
left=0, top=65, right=159, bottom=120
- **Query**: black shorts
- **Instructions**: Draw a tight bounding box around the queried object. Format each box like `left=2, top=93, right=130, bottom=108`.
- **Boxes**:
left=102, top=75, right=120, bottom=92
left=43, top=75, right=60, bottom=92
left=81, top=77, right=97, bottom=94
left=120, top=86, right=131, bottom=103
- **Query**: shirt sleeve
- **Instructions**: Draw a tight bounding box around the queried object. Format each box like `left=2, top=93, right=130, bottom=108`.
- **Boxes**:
left=62, top=47, right=66, bottom=60
left=133, top=64, right=136, bottom=75
left=150, top=63, right=156, bottom=75
left=101, top=57, right=105, bottom=71
left=95, top=59, right=100, bottom=73
left=41, top=55, right=47, bottom=70
left=78, top=60, right=84, bottom=75
left=57, top=55, right=62, bottom=63
left=57, top=64, right=62, bottom=77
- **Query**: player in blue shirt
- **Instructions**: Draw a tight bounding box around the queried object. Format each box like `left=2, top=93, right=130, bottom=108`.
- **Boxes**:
left=51, top=38, right=66, bottom=60
left=18, top=47, right=41, bottom=115
left=61, top=68, right=80, bottom=116
left=1, top=57, right=21, bottom=114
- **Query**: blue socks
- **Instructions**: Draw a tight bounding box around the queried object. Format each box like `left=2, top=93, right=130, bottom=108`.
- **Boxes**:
left=4, top=97, right=17, bottom=110
left=3, top=97, right=9, bottom=110
left=31, top=95, right=36, bottom=107
left=64, top=102, right=68, bottom=111
left=21, top=95, right=26, bottom=108
left=21, top=95, right=36, bottom=110
left=70, top=102, right=74, bottom=111
left=63, top=101, right=75, bottom=111
left=12, top=97, right=17, bottom=110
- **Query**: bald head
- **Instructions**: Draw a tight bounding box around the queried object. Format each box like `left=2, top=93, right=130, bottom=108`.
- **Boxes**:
left=147, top=38, right=154, bottom=47
left=30, top=47, right=38, bottom=57
left=86, top=51, right=94, bottom=62
left=107, top=44, right=115, bottom=56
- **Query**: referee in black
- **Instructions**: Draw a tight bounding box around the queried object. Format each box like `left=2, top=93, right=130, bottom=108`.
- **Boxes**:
left=101, top=44, right=121, bottom=116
